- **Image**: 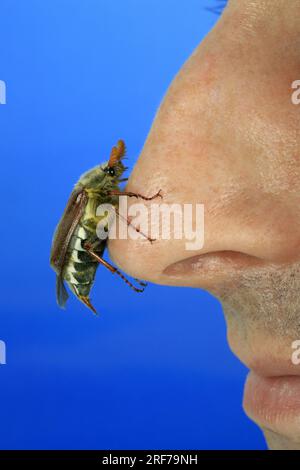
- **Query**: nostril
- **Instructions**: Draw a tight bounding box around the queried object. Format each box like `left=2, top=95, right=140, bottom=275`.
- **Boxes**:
left=161, top=250, right=275, bottom=295
left=163, top=251, right=268, bottom=276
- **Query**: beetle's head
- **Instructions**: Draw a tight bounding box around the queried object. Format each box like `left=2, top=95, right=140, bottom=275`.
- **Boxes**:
left=77, top=140, right=127, bottom=190
left=101, top=139, right=127, bottom=181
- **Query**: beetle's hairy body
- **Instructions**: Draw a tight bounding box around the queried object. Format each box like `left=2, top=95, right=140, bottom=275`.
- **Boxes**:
left=50, top=145, right=126, bottom=314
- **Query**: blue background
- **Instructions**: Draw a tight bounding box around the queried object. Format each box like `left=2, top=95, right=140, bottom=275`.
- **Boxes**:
left=0, top=0, right=266, bottom=450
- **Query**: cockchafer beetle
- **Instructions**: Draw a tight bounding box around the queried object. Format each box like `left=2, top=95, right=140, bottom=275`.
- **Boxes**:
left=50, top=140, right=161, bottom=314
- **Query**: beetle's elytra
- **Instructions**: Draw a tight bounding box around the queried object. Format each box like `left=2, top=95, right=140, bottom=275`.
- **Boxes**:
left=50, top=140, right=161, bottom=314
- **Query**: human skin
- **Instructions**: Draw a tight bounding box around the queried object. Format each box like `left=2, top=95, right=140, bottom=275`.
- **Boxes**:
left=108, top=0, right=300, bottom=450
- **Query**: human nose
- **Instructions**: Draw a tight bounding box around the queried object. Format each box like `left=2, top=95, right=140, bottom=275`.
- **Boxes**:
left=108, top=51, right=300, bottom=291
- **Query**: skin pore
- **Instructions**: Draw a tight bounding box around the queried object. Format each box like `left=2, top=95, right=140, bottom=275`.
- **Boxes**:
left=109, top=0, right=300, bottom=450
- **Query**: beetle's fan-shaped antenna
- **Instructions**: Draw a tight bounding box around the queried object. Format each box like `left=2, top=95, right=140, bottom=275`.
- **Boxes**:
left=108, top=139, right=126, bottom=167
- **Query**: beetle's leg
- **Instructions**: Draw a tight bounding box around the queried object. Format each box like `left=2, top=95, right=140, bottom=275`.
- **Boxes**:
left=83, top=242, right=145, bottom=293
left=134, top=278, right=147, bottom=287
left=114, top=207, right=156, bottom=243
left=109, top=189, right=162, bottom=201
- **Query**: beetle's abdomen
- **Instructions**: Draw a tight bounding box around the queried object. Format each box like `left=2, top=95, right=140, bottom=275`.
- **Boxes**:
left=63, top=222, right=105, bottom=301
left=57, top=193, right=111, bottom=313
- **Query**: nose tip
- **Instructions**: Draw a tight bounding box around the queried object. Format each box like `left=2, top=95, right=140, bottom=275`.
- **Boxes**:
left=109, top=152, right=300, bottom=293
